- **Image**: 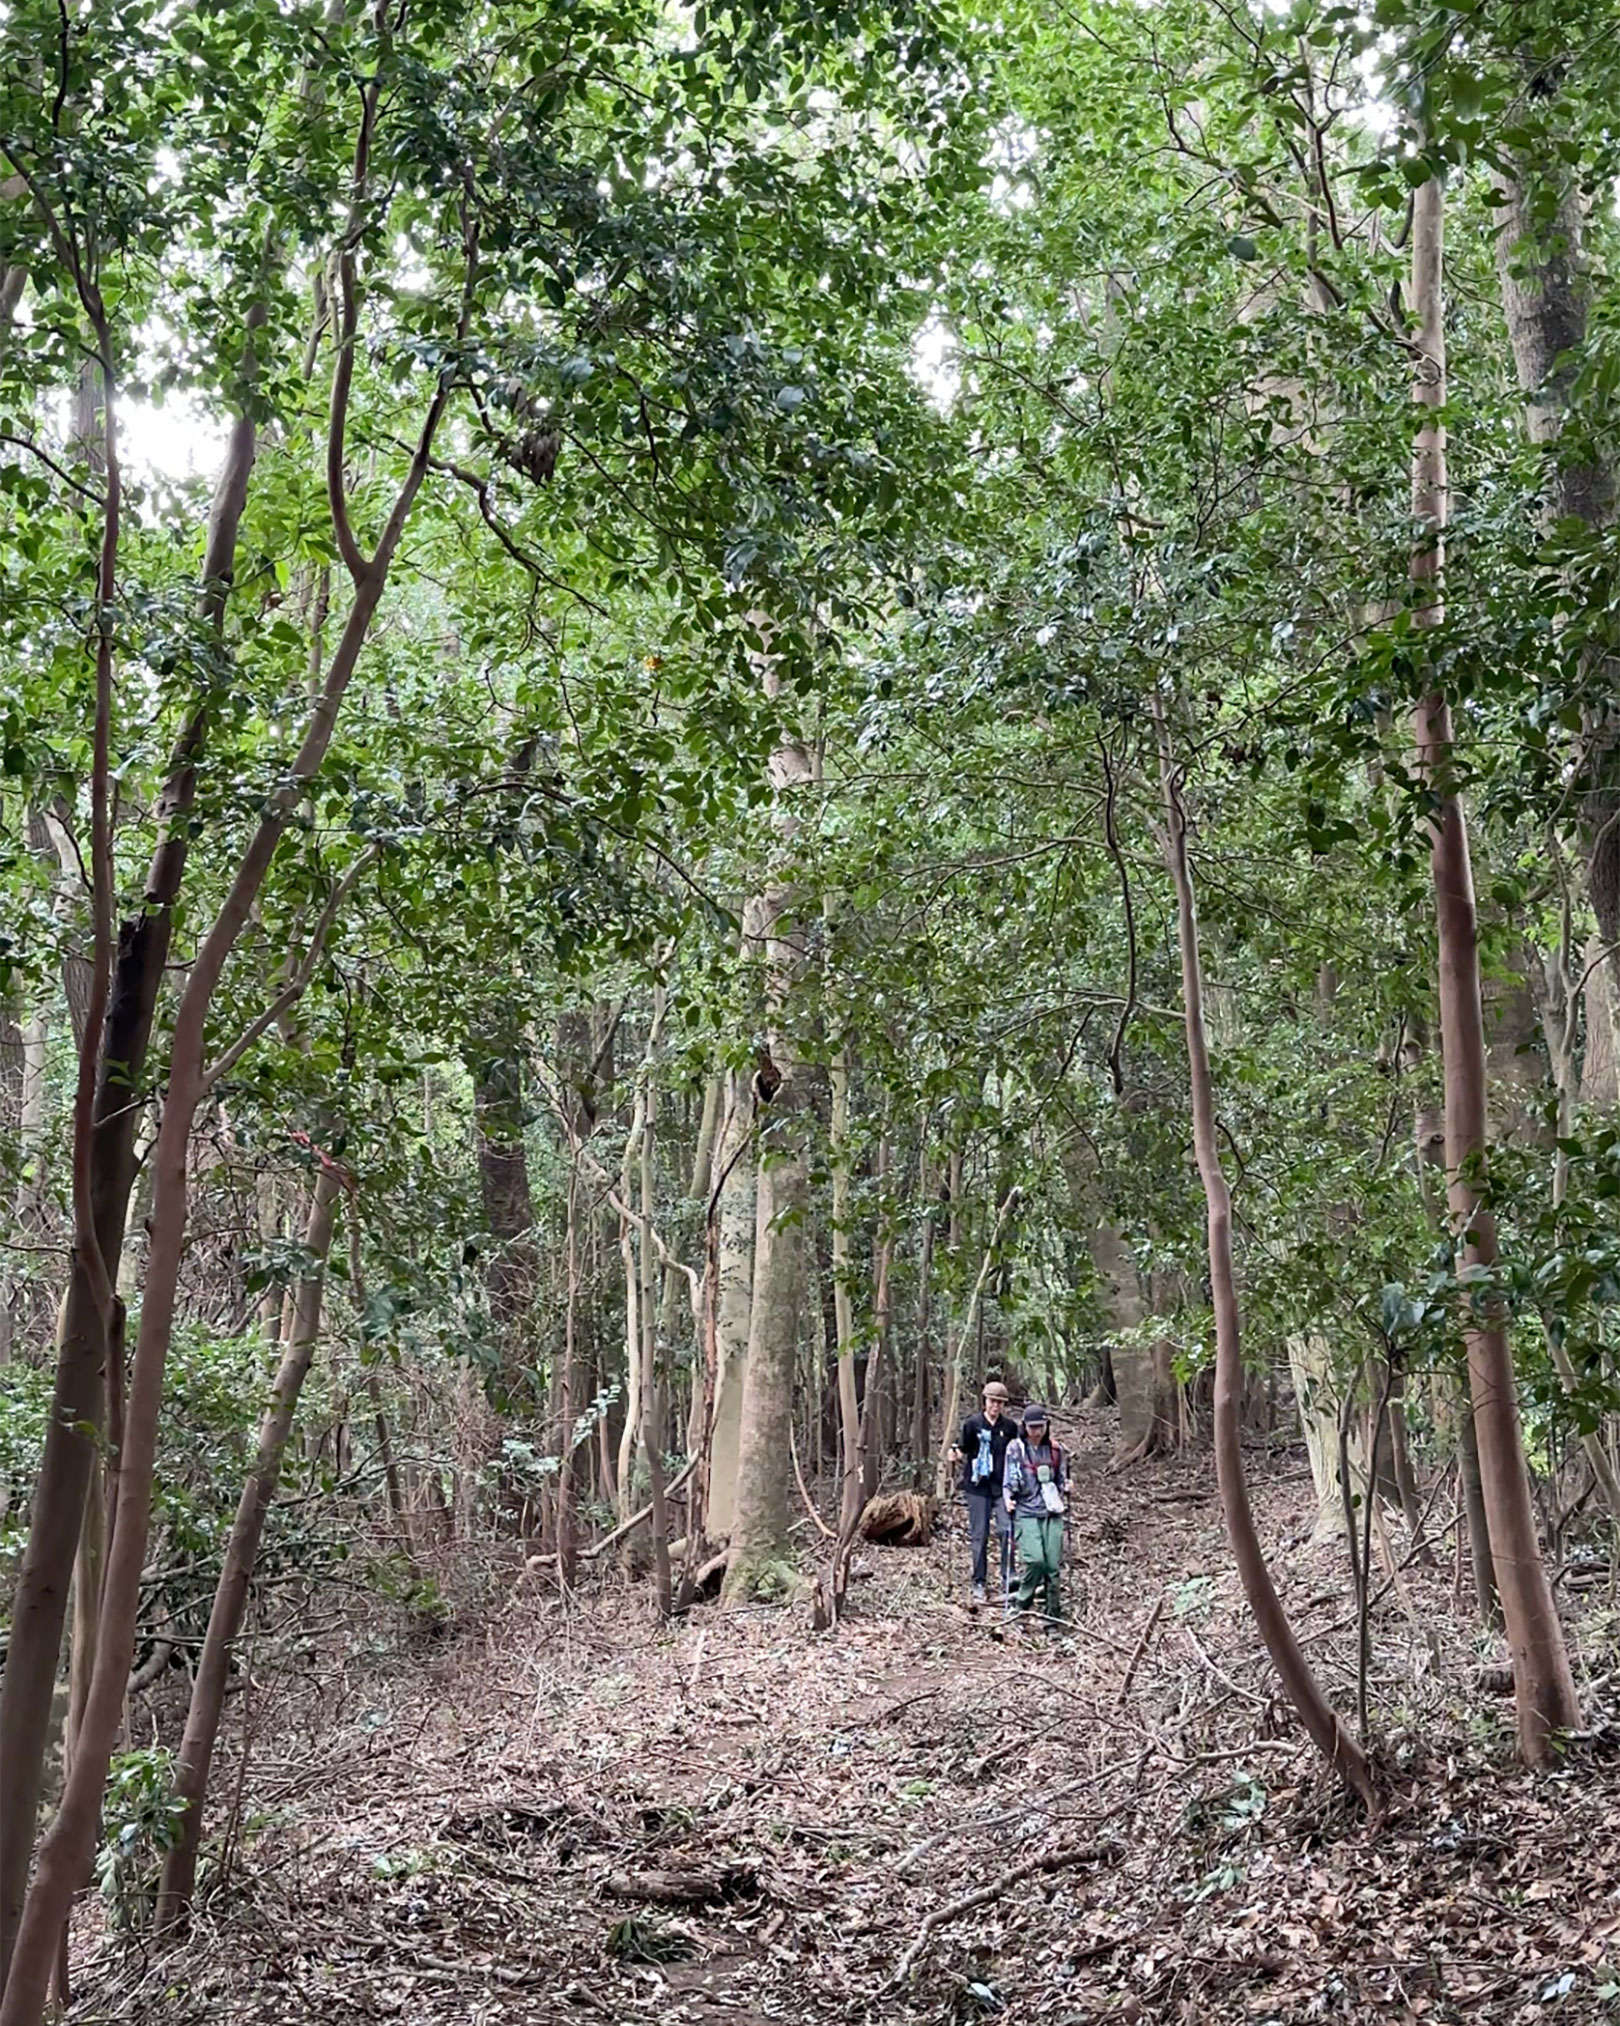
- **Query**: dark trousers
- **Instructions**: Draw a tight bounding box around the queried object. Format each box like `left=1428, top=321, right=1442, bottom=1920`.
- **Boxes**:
left=967, top=1491, right=1013, bottom=1590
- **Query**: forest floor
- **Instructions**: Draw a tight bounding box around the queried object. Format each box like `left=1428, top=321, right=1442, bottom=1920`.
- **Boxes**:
left=72, top=1412, right=1620, bottom=2026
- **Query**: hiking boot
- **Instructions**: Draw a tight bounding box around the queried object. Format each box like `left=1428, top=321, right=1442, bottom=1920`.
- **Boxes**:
left=971, top=1582, right=987, bottom=1606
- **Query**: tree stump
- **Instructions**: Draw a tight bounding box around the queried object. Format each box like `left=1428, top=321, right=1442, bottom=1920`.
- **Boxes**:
left=857, top=1491, right=935, bottom=1545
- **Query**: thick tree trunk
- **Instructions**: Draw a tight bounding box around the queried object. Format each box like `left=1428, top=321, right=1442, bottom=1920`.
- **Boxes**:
left=1494, top=148, right=1620, bottom=1006
left=706, top=1069, right=755, bottom=1539
left=1413, top=171, right=1579, bottom=1761
left=1094, top=1220, right=1176, bottom=1464
left=722, top=1080, right=808, bottom=1596
left=1580, top=938, right=1619, bottom=1105
left=1160, top=720, right=1373, bottom=1807
left=156, top=1166, right=342, bottom=1928
left=722, top=628, right=813, bottom=1602
left=1287, top=1333, right=1362, bottom=1540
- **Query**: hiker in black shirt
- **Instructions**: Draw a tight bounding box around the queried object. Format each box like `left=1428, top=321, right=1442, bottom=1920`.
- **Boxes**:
left=950, top=1379, right=1016, bottom=1606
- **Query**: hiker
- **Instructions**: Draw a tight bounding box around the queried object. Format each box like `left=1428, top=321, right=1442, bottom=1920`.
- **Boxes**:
left=950, top=1379, right=1017, bottom=1607
left=1003, top=1404, right=1068, bottom=1635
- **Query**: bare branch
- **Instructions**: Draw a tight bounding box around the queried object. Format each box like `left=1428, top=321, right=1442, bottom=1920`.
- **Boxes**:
left=199, top=843, right=381, bottom=1096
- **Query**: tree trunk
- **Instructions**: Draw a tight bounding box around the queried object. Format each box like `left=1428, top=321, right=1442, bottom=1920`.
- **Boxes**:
left=910, top=1137, right=935, bottom=1469
left=0, top=1007, right=47, bottom=1366
left=1533, top=932, right=1620, bottom=1526
left=156, top=1165, right=342, bottom=1928
left=637, top=993, right=673, bottom=1618
left=723, top=626, right=814, bottom=1603
left=707, top=1069, right=755, bottom=1540
left=459, top=1018, right=534, bottom=1528
left=721, top=1055, right=809, bottom=1599
left=1160, top=716, right=1373, bottom=1807
left=934, top=1188, right=1019, bottom=1498
left=865, top=1134, right=893, bottom=1504
left=1581, top=939, right=1619, bottom=1106
left=1094, top=1220, right=1176, bottom=1464
left=1287, top=1333, right=1362, bottom=1540
left=0, top=379, right=263, bottom=1984
left=471, top=1020, right=537, bottom=1379
left=1412, top=170, right=1579, bottom=1761
left=830, top=1044, right=863, bottom=1541
left=1494, top=142, right=1620, bottom=1009
left=0, top=134, right=464, bottom=2012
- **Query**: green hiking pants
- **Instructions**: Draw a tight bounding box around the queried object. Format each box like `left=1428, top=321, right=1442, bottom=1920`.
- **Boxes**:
left=1012, top=1514, right=1063, bottom=1625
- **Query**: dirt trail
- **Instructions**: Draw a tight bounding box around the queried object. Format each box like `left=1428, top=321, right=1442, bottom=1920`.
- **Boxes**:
left=74, top=1417, right=1620, bottom=2024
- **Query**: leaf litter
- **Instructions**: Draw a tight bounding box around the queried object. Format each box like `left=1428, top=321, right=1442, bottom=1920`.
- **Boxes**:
left=68, top=1412, right=1620, bottom=2024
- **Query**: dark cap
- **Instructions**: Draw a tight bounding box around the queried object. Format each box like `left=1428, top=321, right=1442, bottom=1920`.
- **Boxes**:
left=1021, top=1403, right=1050, bottom=1427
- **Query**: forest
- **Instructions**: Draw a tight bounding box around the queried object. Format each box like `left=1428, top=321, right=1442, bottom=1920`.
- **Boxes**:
left=5, top=0, right=1620, bottom=2019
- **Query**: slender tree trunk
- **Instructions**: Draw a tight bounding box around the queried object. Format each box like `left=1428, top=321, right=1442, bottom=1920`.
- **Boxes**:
left=1454, top=1374, right=1499, bottom=1625
left=910, top=1137, right=935, bottom=1469
left=156, top=1165, right=342, bottom=1929
left=705, top=1070, right=753, bottom=1537
left=471, top=1019, right=537, bottom=1382
left=865, top=1134, right=893, bottom=1503
left=830, top=1044, right=863, bottom=1540
left=558, top=1151, right=582, bottom=1585
left=460, top=1017, right=534, bottom=1527
left=934, top=1188, right=1018, bottom=1499
left=1411, top=170, right=1579, bottom=1761
left=1159, top=716, right=1374, bottom=1807
left=0, top=982, right=49, bottom=1366
left=1534, top=936, right=1620, bottom=1524
left=638, top=1004, right=673, bottom=1620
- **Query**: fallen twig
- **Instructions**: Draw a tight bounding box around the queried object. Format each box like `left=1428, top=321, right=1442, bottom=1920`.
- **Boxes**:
left=888, top=1836, right=1122, bottom=1988
left=1117, top=1594, right=1166, bottom=1706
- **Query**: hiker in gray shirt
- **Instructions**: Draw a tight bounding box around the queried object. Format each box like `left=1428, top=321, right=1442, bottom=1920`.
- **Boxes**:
left=1002, top=1404, right=1068, bottom=1635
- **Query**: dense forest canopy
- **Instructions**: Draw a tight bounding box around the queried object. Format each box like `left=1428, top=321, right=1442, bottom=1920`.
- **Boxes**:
left=7, top=0, right=1620, bottom=2018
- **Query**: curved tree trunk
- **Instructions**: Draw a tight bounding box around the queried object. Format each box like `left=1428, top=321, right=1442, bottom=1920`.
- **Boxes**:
left=830, top=1043, right=863, bottom=1541
left=1413, top=170, right=1579, bottom=1761
left=1160, top=719, right=1373, bottom=1807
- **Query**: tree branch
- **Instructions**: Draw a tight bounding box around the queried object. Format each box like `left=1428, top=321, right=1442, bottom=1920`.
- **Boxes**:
left=199, top=844, right=381, bottom=1097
